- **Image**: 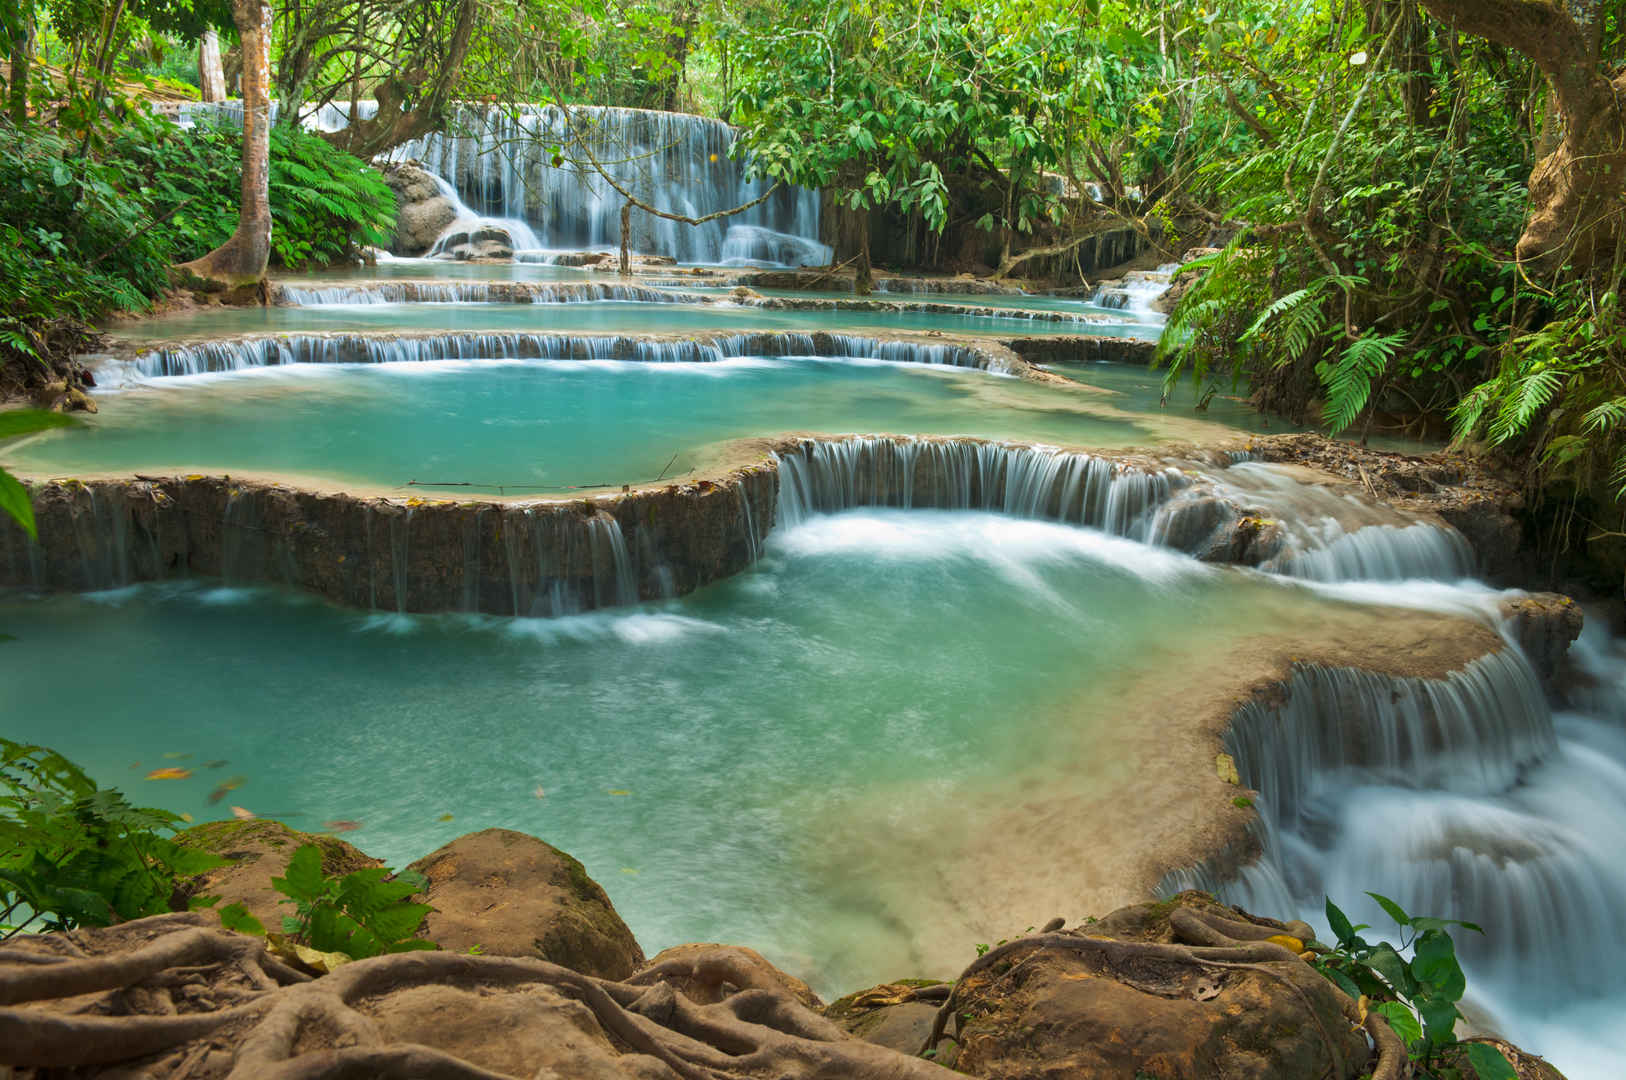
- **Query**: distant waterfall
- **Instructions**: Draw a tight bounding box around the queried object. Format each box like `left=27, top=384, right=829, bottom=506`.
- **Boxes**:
left=390, top=104, right=830, bottom=266
left=129, top=332, right=1006, bottom=379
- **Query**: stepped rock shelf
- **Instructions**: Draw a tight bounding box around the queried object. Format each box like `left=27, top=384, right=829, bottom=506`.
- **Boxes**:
left=0, top=299, right=1598, bottom=1077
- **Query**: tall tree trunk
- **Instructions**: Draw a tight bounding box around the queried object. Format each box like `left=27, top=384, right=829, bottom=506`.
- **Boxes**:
left=198, top=29, right=226, bottom=102
left=854, top=210, right=873, bottom=296
left=1421, top=0, right=1626, bottom=274
left=5, top=4, right=33, bottom=125
left=176, top=0, right=272, bottom=296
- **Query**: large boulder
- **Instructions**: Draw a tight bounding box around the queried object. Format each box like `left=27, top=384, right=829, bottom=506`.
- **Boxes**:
left=383, top=162, right=457, bottom=255
left=924, top=893, right=1370, bottom=1079
left=406, top=828, right=644, bottom=979
left=175, top=818, right=380, bottom=929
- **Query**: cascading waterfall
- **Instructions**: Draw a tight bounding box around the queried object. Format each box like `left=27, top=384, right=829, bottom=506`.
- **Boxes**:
left=128, top=332, right=1006, bottom=379
left=389, top=104, right=829, bottom=266
left=772, top=437, right=1183, bottom=539
left=274, top=281, right=691, bottom=306
left=1088, top=264, right=1179, bottom=319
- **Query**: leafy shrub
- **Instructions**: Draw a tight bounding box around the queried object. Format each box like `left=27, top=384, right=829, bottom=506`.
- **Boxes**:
left=220, top=843, right=435, bottom=964
left=0, top=740, right=229, bottom=939
left=1315, top=893, right=1516, bottom=1080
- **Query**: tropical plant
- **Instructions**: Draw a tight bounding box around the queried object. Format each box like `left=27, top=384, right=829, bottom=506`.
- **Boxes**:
left=218, top=843, right=435, bottom=964
left=1315, top=893, right=1516, bottom=1080
left=0, top=740, right=229, bottom=939
left=0, top=410, right=74, bottom=539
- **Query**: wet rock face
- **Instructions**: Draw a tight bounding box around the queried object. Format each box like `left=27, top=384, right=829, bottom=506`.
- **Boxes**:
left=407, top=828, right=644, bottom=979
left=1251, top=433, right=1525, bottom=583
left=382, top=163, right=456, bottom=255
left=1499, top=592, right=1584, bottom=685
left=0, top=468, right=778, bottom=615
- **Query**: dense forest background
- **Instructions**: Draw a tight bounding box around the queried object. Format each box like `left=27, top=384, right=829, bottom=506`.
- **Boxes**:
left=4, top=0, right=1626, bottom=581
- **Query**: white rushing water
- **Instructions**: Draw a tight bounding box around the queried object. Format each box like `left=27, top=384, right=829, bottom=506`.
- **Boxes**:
left=389, top=103, right=829, bottom=266
left=172, top=100, right=830, bottom=266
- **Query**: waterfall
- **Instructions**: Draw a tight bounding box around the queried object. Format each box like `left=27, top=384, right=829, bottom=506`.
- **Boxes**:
left=772, top=437, right=1183, bottom=538
left=389, top=104, right=829, bottom=266
left=127, top=332, right=1007, bottom=379
left=275, top=281, right=692, bottom=306
left=1087, top=264, right=1179, bottom=319
left=1159, top=614, right=1626, bottom=1073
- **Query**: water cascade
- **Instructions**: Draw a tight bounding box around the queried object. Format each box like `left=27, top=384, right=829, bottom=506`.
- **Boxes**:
left=389, top=104, right=830, bottom=266
left=1089, top=264, right=1180, bottom=319
left=773, top=437, right=1183, bottom=538
left=275, top=281, right=692, bottom=306
left=128, top=332, right=1010, bottom=379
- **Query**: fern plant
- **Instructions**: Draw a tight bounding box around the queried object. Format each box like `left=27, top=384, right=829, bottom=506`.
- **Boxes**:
left=1, top=740, right=229, bottom=939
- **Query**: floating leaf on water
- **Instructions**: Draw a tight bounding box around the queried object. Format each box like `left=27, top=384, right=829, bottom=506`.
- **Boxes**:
left=146, top=767, right=192, bottom=780
left=178, top=812, right=194, bottom=823
left=620, top=868, right=640, bottom=875
left=207, top=775, right=248, bottom=804
left=231, top=806, right=257, bottom=820
left=607, top=789, right=631, bottom=796
left=130, top=761, right=142, bottom=769
left=324, top=820, right=362, bottom=832
left=437, top=813, right=455, bottom=822
left=1215, top=754, right=1240, bottom=786
left=163, top=752, right=193, bottom=760
left=204, top=759, right=229, bottom=769
left=533, top=786, right=546, bottom=799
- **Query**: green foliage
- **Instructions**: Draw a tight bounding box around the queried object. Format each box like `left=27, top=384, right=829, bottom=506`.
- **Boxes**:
left=0, top=410, right=77, bottom=539
left=0, top=740, right=228, bottom=939
left=1315, top=894, right=1514, bottom=1080
left=269, top=844, right=435, bottom=960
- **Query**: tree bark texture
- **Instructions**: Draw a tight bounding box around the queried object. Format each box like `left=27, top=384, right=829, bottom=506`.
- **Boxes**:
left=176, top=0, right=272, bottom=293
left=198, top=29, right=227, bottom=102
left=1421, top=0, right=1626, bottom=274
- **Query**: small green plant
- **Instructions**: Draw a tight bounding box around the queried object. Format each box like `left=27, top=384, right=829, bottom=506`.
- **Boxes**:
left=1315, top=894, right=1516, bottom=1080
left=0, top=740, right=228, bottom=939
left=230, top=843, right=437, bottom=962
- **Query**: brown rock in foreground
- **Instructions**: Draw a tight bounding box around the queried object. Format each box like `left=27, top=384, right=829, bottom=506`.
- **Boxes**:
left=176, top=818, right=380, bottom=930
left=406, top=827, right=645, bottom=979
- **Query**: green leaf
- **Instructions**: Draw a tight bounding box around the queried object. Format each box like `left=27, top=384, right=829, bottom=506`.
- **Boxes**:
left=0, top=409, right=76, bottom=440
left=272, top=845, right=328, bottom=903
left=0, top=468, right=37, bottom=540
left=1372, top=1000, right=1422, bottom=1046
left=1411, top=929, right=1466, bottom=1002
left=219, top=902, right=266, bottom=936
left=1416, top=995, right=1460, bottom=1046
left=1324, top=897, right=1355, bottom=945
left=1364, top=944, right=1417, bottom=997
left=1366, top=892, right=1410, bottom=927
left=1462, top=1042, right=1519, bottom=1080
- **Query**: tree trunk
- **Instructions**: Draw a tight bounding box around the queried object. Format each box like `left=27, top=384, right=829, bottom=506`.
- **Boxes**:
left=197, top=29, right=226, bottom=102
left=5, top=4, right=32, bottom=125
left=175, top=0, right=272, bottom=296
left=854, top=210, right=873, bottom=296
left=1420, top=0, right=1626, bottom=274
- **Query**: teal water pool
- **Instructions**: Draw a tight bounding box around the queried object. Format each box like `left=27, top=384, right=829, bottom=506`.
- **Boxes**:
left=0, top=509, right=1372, bottom=993
left=5, top=358, right=1216, bottom=493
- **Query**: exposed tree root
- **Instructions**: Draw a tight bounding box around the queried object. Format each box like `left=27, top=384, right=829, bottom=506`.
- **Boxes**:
left=1365, top=1011, right=1408, bottom=1080
left=1, top=914, right=955, bottom=1079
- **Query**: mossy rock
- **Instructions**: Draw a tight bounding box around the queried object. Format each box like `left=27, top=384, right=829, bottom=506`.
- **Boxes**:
left=175, top=818, right=381, bottom=930
left=406, top=828, right=644, bottom=979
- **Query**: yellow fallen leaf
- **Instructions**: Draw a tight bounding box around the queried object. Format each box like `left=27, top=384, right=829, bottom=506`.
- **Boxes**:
left=607, top=789, right=631, bottom=796
left=231, top=806, right=256, bottom=820
left=146, top=767, right=192, bottom=780
left=533, top=786, right=547, bottom=799
left=267, top=933, right=352, bottom=974
left=1215, top=754, right=1240, bottom=786
left=1266, top=934, right=1305, bottom=954
left=620, top=867, right=640, bottom=875
left=438, top=813, right=455, bottom=822
left=178, top=812, right=193, bottom=823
